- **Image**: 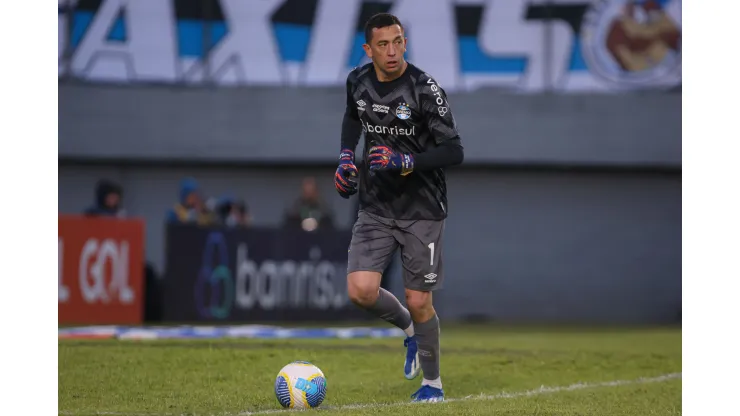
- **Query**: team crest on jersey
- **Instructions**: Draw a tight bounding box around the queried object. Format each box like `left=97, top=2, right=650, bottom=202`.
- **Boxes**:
left=395, top=103, right=411, bottom=120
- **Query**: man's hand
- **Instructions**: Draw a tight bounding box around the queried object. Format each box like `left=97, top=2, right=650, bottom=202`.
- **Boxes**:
left=335, top=149, right=359, bottom=198
left=368, top=145, right=414, bottom=176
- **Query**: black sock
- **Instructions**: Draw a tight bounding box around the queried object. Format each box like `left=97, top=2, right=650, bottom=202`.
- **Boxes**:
left=414, top=313, right=441, bottom=385
left=364, top=288, right=413, bottom=333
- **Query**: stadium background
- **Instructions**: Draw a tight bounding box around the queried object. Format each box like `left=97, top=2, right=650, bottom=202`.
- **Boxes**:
left=57, top=0, right=681, bottom=326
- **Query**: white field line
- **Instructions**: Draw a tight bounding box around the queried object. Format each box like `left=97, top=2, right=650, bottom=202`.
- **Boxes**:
left=60, top=372, right=681, bottom=416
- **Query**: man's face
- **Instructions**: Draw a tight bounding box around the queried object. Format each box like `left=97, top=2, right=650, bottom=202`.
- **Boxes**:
left=302, top=178, right=318, bottom=200
left=105, top=192, right=120, bottom=209
left=186, top=192, right=201, bottom=209
left=363, top=24, right=407, bottom=77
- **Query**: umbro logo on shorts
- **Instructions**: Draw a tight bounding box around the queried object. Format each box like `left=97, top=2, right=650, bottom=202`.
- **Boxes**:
left=424, top=273, right=437, bottom=283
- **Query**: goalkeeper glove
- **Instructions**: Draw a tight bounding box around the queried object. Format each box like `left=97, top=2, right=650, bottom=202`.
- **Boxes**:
left=367, top=145, right=414, bottom=176
left=335, top=149, right=359, bottom=198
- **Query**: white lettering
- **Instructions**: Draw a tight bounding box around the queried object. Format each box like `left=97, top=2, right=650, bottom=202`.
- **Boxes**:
left=372, top=104, right=390, bottom=114
left=58, top=238, right=69, bottom=303
left=112, top=241, right=132, bottom=302
left=71, top=0, right=178, bottom=82
left=426, top=77, right=448, bottom=111
left=207, top=0, right=285, bottom=85
left=311, top=261, right=338, bottom=309
left=304, top=0, right=364, bottom=84
left=60, top=0, right=651, bottom=92
left=364, top=121, right=415, bottom=137
left=234, top=244, right=349, bottom=310
left=256, top=260, right=279, bottom=309
left=294, top=263, right=315, bottom=308
left=78, top=238, right=133, bottom=304
left=478, top=0, right=575, bottom=90
left=79, top=239, right=104, bottom=303
left=389, top=0, right=459, bottom=90
left=277, top=261, right=299, bottom=307
left=57, top=0, right=677, bottom=92
left=235, top=244, right=258, bottom=309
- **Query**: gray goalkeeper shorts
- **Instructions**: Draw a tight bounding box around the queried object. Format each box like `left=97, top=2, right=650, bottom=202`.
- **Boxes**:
left=347, top=210, right=445, bottom=291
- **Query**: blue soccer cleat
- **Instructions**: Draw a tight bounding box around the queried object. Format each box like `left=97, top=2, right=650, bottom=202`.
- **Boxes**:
left=404, top=336, right=421, bottom=380
left=410, top=385, right=445, bottom=403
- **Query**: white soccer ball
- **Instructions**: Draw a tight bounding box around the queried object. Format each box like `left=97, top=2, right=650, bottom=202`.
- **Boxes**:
left=274, top=361, right=327, bottom=409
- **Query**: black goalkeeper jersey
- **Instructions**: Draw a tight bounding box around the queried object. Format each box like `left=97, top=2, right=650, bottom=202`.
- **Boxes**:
left=343, top=62, right=461, bottom=221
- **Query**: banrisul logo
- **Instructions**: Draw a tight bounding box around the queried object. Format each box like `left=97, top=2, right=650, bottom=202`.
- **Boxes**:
left=362, top=121, right=415, bottom=137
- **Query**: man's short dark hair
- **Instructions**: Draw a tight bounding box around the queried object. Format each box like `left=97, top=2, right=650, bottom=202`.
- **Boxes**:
left=364, top=13, right=404, bottom=44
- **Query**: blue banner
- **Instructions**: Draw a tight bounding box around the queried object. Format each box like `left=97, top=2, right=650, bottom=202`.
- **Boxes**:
left=162, top=225, right=373, bottom=323
left=58, top=0, right=682, bottom=92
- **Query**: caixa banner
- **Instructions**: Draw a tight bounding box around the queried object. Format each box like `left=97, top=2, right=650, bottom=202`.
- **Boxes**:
left=58, top=215, right=145, bottom=324
left=58, top=0, right=681, bottom=92
left=162, top=225, right=372, bottom=322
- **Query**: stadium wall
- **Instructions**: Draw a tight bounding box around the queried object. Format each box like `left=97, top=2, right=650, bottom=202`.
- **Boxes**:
left=58, top=165, right=681, bottom=325
left=59, top=83, right=681, bottom=167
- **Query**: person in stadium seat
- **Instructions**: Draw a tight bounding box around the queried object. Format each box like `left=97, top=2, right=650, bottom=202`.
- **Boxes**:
left=83, top=179, right=126, bottom=218
left=284, top=176, right=335, bottom=231
left=165, top=177, right=217, bottom=226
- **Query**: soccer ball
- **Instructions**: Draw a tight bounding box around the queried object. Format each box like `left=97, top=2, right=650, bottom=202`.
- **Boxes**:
left=274, top=361, right=327, bottom=409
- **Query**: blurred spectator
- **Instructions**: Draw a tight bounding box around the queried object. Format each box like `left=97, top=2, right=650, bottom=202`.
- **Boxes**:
left=216, top=195, right=252, bottom=228
left=81, top=179, right=162, bottom=322
left=83, top=179, right=126, bottom=218
left=166, top=177, right=216, bottom=225
left=284, top=176, right=335, bottom=231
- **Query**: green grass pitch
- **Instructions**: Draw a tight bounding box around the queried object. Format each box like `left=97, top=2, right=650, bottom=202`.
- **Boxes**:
left=58, top=324, right=681, bottom=415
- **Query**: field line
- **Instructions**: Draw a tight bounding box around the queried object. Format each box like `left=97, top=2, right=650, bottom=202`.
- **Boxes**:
left=61, top=372, right=681, bottom=416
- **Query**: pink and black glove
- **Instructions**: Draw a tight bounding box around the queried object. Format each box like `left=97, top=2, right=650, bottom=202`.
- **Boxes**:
left=335, top=149, right=359, bottom=198
left=368, top=145, right=414, bottom=176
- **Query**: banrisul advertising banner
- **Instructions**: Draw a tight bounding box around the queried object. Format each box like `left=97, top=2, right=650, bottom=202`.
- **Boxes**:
left=162, top=225, right=372, bottom=322
left=58, top=0, right=681, bottom=92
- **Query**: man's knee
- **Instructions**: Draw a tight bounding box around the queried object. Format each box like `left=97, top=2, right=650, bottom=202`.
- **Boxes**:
left=347, top=271, right=382, bottom=307
left=405, top=289, right=434, bottom=321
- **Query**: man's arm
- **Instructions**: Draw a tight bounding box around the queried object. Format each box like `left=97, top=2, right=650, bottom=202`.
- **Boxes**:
left=341, top=76, right=363, bottom=153
left=413, top=137, right=464, bottom=170
left=411, top=75, right=464, bottom=170
left=335, top=73, right=362, bottom=198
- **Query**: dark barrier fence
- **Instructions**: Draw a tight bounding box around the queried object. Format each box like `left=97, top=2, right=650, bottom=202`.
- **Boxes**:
left=162, top=224, right=372, bottom=323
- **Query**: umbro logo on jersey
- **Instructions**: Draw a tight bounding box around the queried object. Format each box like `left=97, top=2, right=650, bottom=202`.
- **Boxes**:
left=356, top=100, right=366, bottom=111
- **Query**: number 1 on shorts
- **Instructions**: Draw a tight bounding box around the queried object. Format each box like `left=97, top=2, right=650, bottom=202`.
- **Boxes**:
left=428, top=242, right=434, bottom=266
